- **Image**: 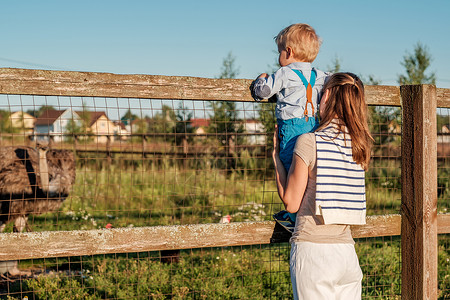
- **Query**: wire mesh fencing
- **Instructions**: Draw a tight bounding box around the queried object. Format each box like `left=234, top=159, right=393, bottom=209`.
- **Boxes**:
left=0, top=78, right=448, bottom=299
left=367, top=105, right=402, bottom=216
left=1, top=244, right=293, bottom=300
left=437, top=107, right=450, bottom=299
left=0, top=95, right=288, bottom=299
left=0, top=98, right=407, bottom=232
left=0, top=95, right=279, bottom=233
left=357, top=236, right=402, bottom=298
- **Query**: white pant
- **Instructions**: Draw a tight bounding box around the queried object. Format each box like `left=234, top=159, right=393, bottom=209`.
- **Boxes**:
left=290, top=242, right=362, bottom=300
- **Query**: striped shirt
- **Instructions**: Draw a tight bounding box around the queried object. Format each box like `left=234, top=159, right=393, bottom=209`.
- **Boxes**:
left=315, top=122, right=366, bottom=225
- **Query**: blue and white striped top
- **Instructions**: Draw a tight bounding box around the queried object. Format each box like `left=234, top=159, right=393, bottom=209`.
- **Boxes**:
left=315, top=122, right=366, bottom=225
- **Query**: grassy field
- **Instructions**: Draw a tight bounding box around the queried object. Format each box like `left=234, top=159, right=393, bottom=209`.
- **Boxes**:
left=2, top=237, right=449, bottom=299
left=14, top=160, right=447, bottom=232
left=1, top=155, right=449, bottom=299
left=4, top=154, right=434, bottom=232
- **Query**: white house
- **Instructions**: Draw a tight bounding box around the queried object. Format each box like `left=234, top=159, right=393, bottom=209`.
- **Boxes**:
left=34, top=109, right=81, bottom=142
left=77, top=111, right=116, bottom=144
left=242, top=119, right=266, bottom=145
left=9, top=111, right=36, bottom=134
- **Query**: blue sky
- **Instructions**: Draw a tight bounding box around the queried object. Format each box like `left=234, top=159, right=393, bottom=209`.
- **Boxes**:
left=1, top=0, right=450, bottom=88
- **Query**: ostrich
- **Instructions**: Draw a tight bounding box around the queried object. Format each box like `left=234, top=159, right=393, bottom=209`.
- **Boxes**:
left=0, top=144, right=75, bottom=276
left=0, top=144, right=76, bottom=232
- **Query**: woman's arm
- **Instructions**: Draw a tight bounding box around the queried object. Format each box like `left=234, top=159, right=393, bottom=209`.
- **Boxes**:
left=273, top=128, right=309, bottom=213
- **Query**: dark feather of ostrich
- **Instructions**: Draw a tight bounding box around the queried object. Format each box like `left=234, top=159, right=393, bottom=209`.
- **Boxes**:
left=0, top=146, right=76, bottom=227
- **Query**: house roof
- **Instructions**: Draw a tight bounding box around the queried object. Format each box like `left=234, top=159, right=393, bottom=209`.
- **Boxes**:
left=113, top=120, right=127, bottom=130
left=76, top=111, right=108, bottom=127
left=35, top=109, right=110, bottom=127
left=35, top=110, right=68, bottom=126
left=10, top=111, right=36, bottom=120
left=190, top=118, right=210, bottom=128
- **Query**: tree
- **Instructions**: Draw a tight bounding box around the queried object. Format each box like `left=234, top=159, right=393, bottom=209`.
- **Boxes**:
left=398, top=42, right=436, bottom=85
left=0, top=110, right=15, bottom=133
left=65, top=119, right=83, bottom=143
left=209, top=101, right=243, bottom=144
left=266, top=50, right=280, bottom=74
left=367, top=86, right=401, bottom=148
left=258, top=103, right=276, bottom=139
left=327, top=55, right=341, bottom=73
left=362, top=75, right=381, bottom=86
left=174, top=103, right=194, bottom=146
left=359, top=74, right=402, bottom=151
left=121, top=109, right=139, bottom=126
left=65, top=104, right=92, bottom=143
left=150, top=105, right=177, bottom=143
left=26, top=105, right=55, bottom=118
left=218, top=51, right=240, bottom=79
left=209, top=52, right=244, bottom=170
left=155, top=105, right=177, bottom=132
left=78, top=107, right=92, bottom=134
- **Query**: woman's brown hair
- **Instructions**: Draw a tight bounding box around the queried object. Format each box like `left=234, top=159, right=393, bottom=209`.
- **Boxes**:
left=317, top=72, right=373, bottom=170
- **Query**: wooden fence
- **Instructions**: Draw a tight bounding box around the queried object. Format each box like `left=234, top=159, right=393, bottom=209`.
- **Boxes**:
left=0, top=68, right=449, bottom=299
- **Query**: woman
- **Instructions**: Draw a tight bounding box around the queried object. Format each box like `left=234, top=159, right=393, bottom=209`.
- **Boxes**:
left=273, top=72, right=373, bottom=299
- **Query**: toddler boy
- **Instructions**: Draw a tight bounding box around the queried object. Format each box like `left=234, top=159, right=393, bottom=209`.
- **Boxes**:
left=250, top=23, right=329, bottom=228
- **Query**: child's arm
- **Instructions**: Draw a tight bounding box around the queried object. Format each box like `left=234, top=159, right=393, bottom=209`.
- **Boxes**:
left=249, top=69, right=286, bottom=101
left=257, top=73, right=269, bottom=79
left=249, top=73, right=269, bottom=101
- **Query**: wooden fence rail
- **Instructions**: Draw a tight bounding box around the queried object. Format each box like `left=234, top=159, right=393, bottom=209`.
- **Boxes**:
left=1, top=68, right=450, bottom=299
left=0, top=214, right=449, bottom=261
left=1, top=68, right=450, bottom=107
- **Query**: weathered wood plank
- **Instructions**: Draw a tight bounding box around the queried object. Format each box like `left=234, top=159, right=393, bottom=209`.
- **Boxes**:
left=438, top=214, right=450, bottom=234
left=437, top=88, right=450, bottom=108
left=365, top=85, right=401, bottom=106
left=352, top=214, right=401, bottom=237
left=0, top=222, right=273, bottom=261
left=0, top=68, right=254, bottom=102
left=0, top=221, right=277, bottom=261
left=0, top=68, right=405, bottom=106
left=1, top=68, right=449, bottom=106
left=0, top=215, right=404, bottom=261
left=401, top=84, right=438, bottom=300
left=0, top=214, right=448, bottom=261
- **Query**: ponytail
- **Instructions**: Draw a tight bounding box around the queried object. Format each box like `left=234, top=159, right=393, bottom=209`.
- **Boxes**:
left=317, top=73, right=373, bottom=170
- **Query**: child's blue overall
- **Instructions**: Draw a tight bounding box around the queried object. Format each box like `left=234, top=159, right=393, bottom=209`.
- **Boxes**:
left=277, top=69, right=318, bottom=223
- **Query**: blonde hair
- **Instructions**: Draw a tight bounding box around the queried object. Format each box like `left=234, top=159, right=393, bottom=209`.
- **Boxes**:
left=275, top=23, right=321, bottom=63
left=317, top=73, right=373, bottom=170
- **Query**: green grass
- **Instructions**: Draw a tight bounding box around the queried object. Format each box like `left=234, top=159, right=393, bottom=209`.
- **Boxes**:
left=1, top=157, right=449, bottom=299
left=4, top=245, right=293, bottom=299
left=1, top=152, right=446, bottom=232
left=10, top=160, right=280, bottom=232
left=12, top=157, right=440, bottom=232
left=3, top=238, right=449, bottom=299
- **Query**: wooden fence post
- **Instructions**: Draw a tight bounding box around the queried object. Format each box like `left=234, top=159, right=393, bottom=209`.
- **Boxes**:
left=400, top=84, right=438, bottom=300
